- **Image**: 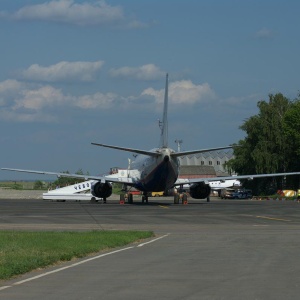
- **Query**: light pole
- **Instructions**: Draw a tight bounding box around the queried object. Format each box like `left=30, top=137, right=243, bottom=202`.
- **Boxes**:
left=175, top=139, right=183, bottom=152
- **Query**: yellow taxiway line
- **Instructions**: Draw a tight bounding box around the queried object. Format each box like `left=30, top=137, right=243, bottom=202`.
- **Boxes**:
left=159, top=205, right=169, bottom=209
left=256, top=215, right=291, bottom=222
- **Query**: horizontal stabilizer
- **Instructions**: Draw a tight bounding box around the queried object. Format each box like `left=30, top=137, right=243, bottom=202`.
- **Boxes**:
left=171, top=145, right=234, bottom=158
left=91, top=142, right=159, bottom=157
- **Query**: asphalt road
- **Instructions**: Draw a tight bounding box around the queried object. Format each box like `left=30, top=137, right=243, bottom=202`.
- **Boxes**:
left=1, top=197, right=300, bottom=299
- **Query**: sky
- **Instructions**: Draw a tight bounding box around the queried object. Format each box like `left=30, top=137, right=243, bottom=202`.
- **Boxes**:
left=1, top=0, right=300, bottom=180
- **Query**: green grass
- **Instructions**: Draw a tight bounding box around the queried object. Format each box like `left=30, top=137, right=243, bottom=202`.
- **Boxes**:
left=0, top=181, right=37, bottom=190
left=0, top=230, right=154, bottom=280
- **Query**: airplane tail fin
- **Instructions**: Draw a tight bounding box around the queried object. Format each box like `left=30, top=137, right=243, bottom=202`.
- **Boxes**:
left=159, top=73, right=169, bottom=148
left=92, top=74, right=170, bottom=157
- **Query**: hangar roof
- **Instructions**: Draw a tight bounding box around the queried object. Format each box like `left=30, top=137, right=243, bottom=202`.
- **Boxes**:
left=179, top=165, right=216, bottom=176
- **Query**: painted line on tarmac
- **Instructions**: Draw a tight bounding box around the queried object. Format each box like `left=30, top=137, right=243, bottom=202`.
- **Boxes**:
left=159, top=205, right=169, bottom=209
left=256, top=215, right=291, bottom=222
left=137, top=233, right=170, bottom=247
left=1, top=246, right=134, bottom=291
left=1, top=234, right=171, bottom=291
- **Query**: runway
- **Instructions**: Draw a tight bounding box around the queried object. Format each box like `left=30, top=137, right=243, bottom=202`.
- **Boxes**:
left=1, top=197, right=300, bottom=299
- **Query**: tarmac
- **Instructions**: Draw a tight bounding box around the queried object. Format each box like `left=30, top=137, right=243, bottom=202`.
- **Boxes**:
left=1, top=191, right=300, bottom=299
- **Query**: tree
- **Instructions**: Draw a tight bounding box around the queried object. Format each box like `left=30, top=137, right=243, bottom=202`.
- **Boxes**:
left=227, top=93, right=299, bottom=194
left=34, top=180, right=44, bottom=190
left=51, top=169, right=89, bottom=188
left=283, top=97, right=300, bottom=188
left=284, top=99, right=300, bottom=159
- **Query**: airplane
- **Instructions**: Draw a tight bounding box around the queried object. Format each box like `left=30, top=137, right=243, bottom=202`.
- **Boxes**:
left=209, top=178, right=241, bottom=189
left=2, top=74, right=300, bottom=203
left=176, top=177, right=241, bottom=190
left=173, top=177, right=241, bottom=197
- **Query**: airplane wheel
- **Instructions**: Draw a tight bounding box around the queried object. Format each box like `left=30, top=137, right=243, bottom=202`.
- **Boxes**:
left=182, top=193, right=188, bottom=204
left=142, top=195, right=148, bottom=203
left=174, top=194, right=179, bottom=204
left=128, top=193, right=133, bottom=204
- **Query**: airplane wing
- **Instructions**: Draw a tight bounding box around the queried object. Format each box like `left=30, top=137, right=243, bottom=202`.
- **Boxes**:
left=175, top=171, right=300, bottom=185
left=1, top=168, right=136, bottom=185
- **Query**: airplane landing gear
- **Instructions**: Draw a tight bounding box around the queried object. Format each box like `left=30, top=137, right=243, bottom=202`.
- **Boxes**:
left=174, top=192, right=188, bottom=204
left=142, top=192, right=148, bottom=203
left=174, top=193, right=179, bottom=204
left=181, top=193, right=188, bottom=204
left=128, top=193, right=133, bottom=204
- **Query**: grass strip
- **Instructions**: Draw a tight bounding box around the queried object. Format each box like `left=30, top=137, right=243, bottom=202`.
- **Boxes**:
left=0, top=230, right=153, bottom=280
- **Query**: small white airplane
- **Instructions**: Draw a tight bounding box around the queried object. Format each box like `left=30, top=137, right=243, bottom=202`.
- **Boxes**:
left=209, top=179, right=241, bottom=189
left=176, top=177, right=241, bottom=191
left=170, top=178, right=241, bottom=198
left=2, top=74, right=300, bottom=203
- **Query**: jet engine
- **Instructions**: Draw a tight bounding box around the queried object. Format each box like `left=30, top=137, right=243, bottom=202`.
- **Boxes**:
left=91, top=181, right=112, bottom=198
left=189, top=182, right=211, bottom=199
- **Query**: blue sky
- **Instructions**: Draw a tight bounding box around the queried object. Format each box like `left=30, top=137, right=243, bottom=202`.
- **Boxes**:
left=1, top=0, right=299, bottom=180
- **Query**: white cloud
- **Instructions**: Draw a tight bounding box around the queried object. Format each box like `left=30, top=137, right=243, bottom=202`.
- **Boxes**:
left=126, top=20, right=150, bottom=29
left=12, top=0, right=123, bottom=25
left=255, top=27, right=273, bottom=39
left=20, top=61, right=104, bottom=82
left=142, top=80, right=215, bottom=104
left=1, top=0, right=147, bottom=28
left=76, top=92, right=117, bottom=109
left=109, top=64, right=165, bottom=80
left=0, top=79, right=24, bottom=107
left=0, top=79, right=120, bottom=122
left=0, top=109, right=58, bottom=123
left=11, top=84, right=117, bottom=111
left=13, top=85, right=69, bottom=110
left=0, top=79, right=23, bottom=94
left=0, top=77, right=216, bottom=123
left=0, top=80, right=64, bottom=121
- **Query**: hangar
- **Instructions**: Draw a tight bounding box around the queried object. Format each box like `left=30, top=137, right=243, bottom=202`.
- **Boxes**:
left=178, top=150, right=234, bottom=179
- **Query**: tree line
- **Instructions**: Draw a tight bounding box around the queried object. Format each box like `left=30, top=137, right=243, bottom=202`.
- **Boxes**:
left=226, top=92, right=300, bottom=195
left=33, top=169, right=89, bottom=190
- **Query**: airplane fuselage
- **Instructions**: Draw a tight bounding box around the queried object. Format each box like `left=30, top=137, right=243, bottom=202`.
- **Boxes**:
left=131, top=147, right=179, bottom=192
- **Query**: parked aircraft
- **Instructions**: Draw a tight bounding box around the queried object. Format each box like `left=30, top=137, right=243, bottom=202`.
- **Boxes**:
left=176, top=177, right=241, bottom=190
left=209, top=178, right=241, bottom=189
left=2, top=74, right=300, bottom=203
